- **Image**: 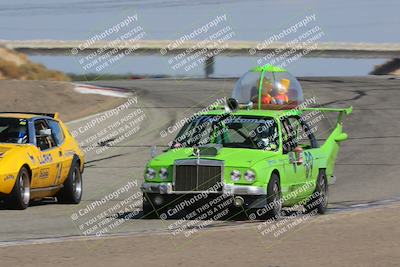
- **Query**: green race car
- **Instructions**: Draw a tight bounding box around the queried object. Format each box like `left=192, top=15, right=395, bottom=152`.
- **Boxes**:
left=141, top=65, right=351, bottom=220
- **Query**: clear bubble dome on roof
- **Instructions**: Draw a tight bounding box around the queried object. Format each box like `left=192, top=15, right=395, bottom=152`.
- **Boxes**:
left=232, top=65, right=304, bottom=110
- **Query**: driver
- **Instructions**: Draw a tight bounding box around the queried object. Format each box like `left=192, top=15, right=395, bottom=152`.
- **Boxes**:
left=256, top=122, right=278, bottom=151
left=8, top=125, right=28, bottom=144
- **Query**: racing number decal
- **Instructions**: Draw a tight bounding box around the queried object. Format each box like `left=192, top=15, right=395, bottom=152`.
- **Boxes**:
left=288, top=151, right=313, bottom=178
left=54, top=163, right=63, bottom=185
left=39, top=153, right=53, bottom=165
left=303, top=151, right=313, bottom=179
left=289, top=152, right=297, bottom=173
left=39, top=168, right=49, bottom=179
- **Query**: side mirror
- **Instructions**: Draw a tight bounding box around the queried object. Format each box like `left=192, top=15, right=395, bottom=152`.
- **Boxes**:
left=150, top=145, right=157, bottom=158
left=288, top=152, right=297, bottom=164
left=38, top=128, right=52, bottom=137
left=224, top=98, right=239, bottom=113
left=289, top=147, right=303, bottom=165
left=335, top=132, right=348, bottom=142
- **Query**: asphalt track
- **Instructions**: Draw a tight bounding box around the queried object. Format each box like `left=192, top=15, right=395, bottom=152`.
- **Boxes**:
left=0, top=77, right=399, bottom=245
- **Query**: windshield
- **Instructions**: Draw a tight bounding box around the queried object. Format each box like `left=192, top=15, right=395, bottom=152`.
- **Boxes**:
left=171, top=115, right=279, bottom=150
left=0, top=118, right=29, bottom=144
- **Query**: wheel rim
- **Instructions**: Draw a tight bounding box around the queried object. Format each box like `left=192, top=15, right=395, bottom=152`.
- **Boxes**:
left=272, top=181, right=282, bottom=215
left=19, top=172, right=30, bottom=205
left=319, top=176, right=328, bottom=207
left=72, top=168, right=82, bottom=200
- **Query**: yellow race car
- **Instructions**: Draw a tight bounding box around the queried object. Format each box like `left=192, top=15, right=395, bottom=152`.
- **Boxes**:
left=0, top=112, right=85, bottom=210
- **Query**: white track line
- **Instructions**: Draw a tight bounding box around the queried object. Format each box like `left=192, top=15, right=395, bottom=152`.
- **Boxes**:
left=1, top=199, right=399, bottom=248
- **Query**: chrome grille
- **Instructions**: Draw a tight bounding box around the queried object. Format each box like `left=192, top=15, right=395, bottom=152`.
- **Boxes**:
left=173, top=160, right=223, bottom=192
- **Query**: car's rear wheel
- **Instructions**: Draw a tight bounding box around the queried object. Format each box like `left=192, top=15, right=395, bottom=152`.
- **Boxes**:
left=57, top=159, right=82, bottom=204
left=4, top=167, right=30, bottom=210
left=305, top=169, right=328, bottom=214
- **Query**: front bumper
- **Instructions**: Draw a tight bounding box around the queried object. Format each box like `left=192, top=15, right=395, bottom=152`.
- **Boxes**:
left=141, top=182, right=268, bottom=210
left=141, top=182, right=267, bottom=195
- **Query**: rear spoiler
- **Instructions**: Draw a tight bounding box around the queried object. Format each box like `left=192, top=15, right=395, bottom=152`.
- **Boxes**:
left=301, top=106, right=352, bottom=123
left=0, top=112, right=60, bottom=119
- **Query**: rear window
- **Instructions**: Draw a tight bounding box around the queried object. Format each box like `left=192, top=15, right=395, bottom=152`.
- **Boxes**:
left=0, top=118, right=29, bottom=144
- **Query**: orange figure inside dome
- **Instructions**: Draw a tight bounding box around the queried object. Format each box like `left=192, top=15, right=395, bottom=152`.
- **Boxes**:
left=274, top=78, right=290, bottom=104
left=251, top=78, right=276, bottom=105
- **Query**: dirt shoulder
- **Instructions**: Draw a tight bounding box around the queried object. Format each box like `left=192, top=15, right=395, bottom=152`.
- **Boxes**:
left=0, top=80, right=125, bottom=121
left=0, top=204, right=399, bottom=267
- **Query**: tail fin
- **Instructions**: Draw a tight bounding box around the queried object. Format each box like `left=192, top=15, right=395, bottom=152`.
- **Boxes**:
left=301, top=107, right=352, bottom=179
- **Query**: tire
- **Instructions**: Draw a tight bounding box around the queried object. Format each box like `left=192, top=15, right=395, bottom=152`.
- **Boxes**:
left=4, top=167, right=30, bottom=210
left=142, top=194, right=166, bottom=219
left=57, top=159, right=82, bottom=204
left=248, top=173, right=282, bottom=220
left=265, top=173, right=282, bottom=219
left=305, top=170, right=328, bottom=214
left=142, top=196, right=156, bottom=218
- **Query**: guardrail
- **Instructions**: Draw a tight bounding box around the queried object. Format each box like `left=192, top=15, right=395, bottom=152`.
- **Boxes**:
left=1, top=40, right=399, bottom=76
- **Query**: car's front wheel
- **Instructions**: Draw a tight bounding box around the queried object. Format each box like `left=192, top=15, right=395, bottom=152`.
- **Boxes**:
left=265, top=173, right=282, bottom=219
left=247, top=173, right=282, bottom=220
left=4, top=167, right=30, bottom=210
left=57, top=159, right=82, bottom=204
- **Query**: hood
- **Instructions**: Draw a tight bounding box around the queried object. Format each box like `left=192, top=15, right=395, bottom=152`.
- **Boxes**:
left=149, top=147, right=278, bottom=168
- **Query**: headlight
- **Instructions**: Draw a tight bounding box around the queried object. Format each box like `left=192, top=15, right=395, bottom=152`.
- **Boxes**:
left=145, top=168, right=156, bottom=180
left=159, top=168, right=168, bottom=180
left=244, top=170, right=256, bottom=182
left=230, top=170, right=241, bottom=182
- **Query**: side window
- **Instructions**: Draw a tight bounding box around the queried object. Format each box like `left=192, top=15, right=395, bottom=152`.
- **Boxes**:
left=288, top=117, right=306, bottom=146
left=35, top=120, right=56, bottom=151
left=281, top=118, right=297, bottom=153
left=47, top=120, right=65, bottom=145
left=288, top=117, right=317, bottom=149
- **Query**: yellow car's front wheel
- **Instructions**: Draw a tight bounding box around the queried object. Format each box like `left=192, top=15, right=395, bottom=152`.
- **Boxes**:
left=57, top=159, right=82, bottom=204
left=4, top=167, right=30, bottom=210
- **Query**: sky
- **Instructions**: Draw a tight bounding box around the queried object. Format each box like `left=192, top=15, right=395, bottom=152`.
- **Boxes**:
left=0, top=0, right=399, bottom=77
